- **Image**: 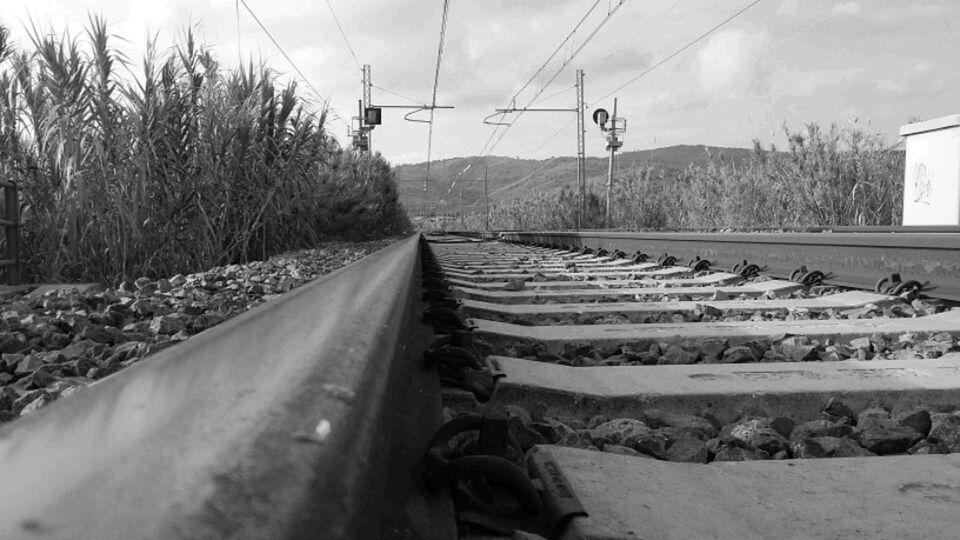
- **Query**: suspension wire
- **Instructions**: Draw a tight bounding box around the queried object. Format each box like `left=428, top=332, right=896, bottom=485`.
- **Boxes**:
left=477, top=0, right=606, bottom=157
left=593, top=0, right=685, bottom=66
left=461, top=115, right=577, bottom=196
left=530, top=84, right=577, bottom=107
left=325, top=0, right=362, bottom=67
left=509, top=1, right=603, bottom=107
left=460, top=1, right=870, bottom=218
left=235, top=0, right=242, bottom=65
left=423, top=0, right=452, bottom=211
left=237, top=0, right=350, bottom=129
left=731, top=4, right=856, bottom=100
left=439, top=114, right=579, bottom=220
left=480, top=0, right=628, bottom=158
left=371, top=84, right=425, bottom=104
left=591, top=0, right=763, bottom=105
left=487, top=124, right=571, bottom=196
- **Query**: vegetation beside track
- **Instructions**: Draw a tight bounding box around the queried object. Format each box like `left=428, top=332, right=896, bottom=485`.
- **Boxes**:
left=0, top=19, right=410, bottom=285
left=462, top=123, right=904, bottom=230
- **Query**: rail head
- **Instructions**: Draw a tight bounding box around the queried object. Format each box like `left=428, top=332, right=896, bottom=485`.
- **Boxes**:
left=450, top=229, right=960, bottom=301
left=0, top=234, right=446, bottom=539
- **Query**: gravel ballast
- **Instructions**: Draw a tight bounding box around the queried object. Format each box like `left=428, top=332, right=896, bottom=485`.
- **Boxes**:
left=473, top=300, right=960, bottom=367
left=443, top=397, right=960, bottom=463
left=0, top=240, right=394, bottom=421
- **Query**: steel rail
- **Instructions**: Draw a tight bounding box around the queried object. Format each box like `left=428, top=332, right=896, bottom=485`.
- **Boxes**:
left=0, top=235, right=453, bottom=539
left=454, top=230, right=960, bottom=301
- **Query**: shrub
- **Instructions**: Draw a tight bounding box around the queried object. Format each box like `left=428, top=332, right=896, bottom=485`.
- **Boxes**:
left=465, top=123, right=904, bottom=231
left=0, top=17, right=409, bottom=284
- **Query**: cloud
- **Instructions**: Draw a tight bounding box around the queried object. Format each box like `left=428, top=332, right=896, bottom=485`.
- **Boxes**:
left=695, top=27, right=767, bottom=94
left=778, top=0, right=798, bottom=15
left=832, top=2, right=860, bottom=16
left=875, top=79, right=905, bottom=94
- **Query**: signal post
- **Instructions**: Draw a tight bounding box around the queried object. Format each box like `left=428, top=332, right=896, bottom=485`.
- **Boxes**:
left=592, top=99, right=625, bottom=229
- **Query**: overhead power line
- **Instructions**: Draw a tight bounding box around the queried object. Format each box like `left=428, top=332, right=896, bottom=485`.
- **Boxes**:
left=237, top=0, right=350, bottom=128
left=429, top=0, right=452, bottom=112
left=477, top=0, right=606, bottom=158
left=371, top=84, right=425, bottom=105
left=592, top=0, right=763, bottom=104
left=592, top=0, right=685, bottom=67
left=325, top=0, right=362, bottom=68
left=480, top=0, right=628, bottom=158
left=509, top=0, right=603, bottom=108
left=423, top=0, right=453, bottom=205
left=530, top=83, right=577, bottom=106
left=462, top=115, right=577, bottom=195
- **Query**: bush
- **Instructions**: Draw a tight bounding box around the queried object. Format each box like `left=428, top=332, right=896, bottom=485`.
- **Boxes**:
left=466, top=123, right=904, bottom=231
left=0, top=18, right=409, bottom=284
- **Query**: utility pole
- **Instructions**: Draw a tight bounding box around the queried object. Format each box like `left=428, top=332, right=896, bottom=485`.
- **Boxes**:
left=483, top=159, right=490, bottom=231
left=575, top=69, right=586, bottom=230
left=352, top=65, right=376, bottom=152
left=458, top=180, right=463, bottom=228
left=362, top=64, right=372, bottom=151
left=355, top=65, right=454, bottom=224
left=484, top=70, right=585, bottom=228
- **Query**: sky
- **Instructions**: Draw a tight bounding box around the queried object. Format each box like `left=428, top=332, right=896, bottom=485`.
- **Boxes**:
left=1, top=0, right=958, bottom=165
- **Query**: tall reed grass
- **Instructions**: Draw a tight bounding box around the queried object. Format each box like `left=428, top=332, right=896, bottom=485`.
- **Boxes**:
left=0, top=18, right=409, bottom=284
left=464, top=123, right=904, bottom=230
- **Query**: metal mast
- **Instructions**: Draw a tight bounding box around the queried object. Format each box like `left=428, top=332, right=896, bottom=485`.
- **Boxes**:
left=483, top=70, right=586, bottom=228
left=575, top=69, right=586, bottom=229
left=483, top=159, right=490, bottom=231
left=362, top=64, right=372, bottom=151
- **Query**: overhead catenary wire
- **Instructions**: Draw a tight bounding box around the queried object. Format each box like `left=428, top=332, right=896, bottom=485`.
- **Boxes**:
left=474, top=0, right=681, bottom=189
left=462, top=0, right=752, bottom=216
left=371, top=84, right=425, bottom=105
left=592, top=0, right=764, bottom=105
left=325, top=0, right=362, bottom=68
left=237, top=0, right=350, bottom=129
left=480, top=0, right=628, bottom=158
left=530, top=84, right=577, bottom=107
left=723, top=3, right=858, bottom=100
left=423, top=0, right=453, bottom=205
left=459, top=115, right=577, bottom=199
left=476, top=0, right=606, bottom=157
left=592, top=0, right=685, bottom=66
left=508, top=0, right=603, bottom=108
left=235, top=0, right=242, bottom=65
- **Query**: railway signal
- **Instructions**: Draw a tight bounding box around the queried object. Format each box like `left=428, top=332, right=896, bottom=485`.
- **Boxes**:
left=351, top=64, right=454, bottom=152
left=364, top=106, right=382, bottom=126
left=592, top=108, right=609, bottom=128
left=594, top=98, right=626, bottom=228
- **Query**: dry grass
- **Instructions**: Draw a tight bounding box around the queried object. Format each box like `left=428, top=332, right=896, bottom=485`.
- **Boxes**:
left=0, top=18, right=409, bottom=284
left=464, top=123, right=904, bottom=230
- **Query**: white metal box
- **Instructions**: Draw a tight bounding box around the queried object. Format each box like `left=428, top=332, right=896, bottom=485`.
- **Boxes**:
left=900, top=114, right=960, bottom=225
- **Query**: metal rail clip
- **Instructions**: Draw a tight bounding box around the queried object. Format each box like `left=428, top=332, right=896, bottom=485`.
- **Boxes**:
left=790, top=265, right=829, bottom=286
left=424, top=416, right=588, bottom=538
left=425, top=332, right=499, bottom=401
left=732, top=259, right=764, bottom=278
left=875, top=273, right=926, bottom=296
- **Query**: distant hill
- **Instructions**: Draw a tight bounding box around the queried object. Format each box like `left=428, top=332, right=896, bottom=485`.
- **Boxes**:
left=394, top=144, right=755, bottom=214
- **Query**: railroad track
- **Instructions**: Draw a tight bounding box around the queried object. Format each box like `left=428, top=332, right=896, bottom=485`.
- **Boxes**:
left=2, top=230, right=960, bottom=538
left=427, top=231, right=960, bottom=539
